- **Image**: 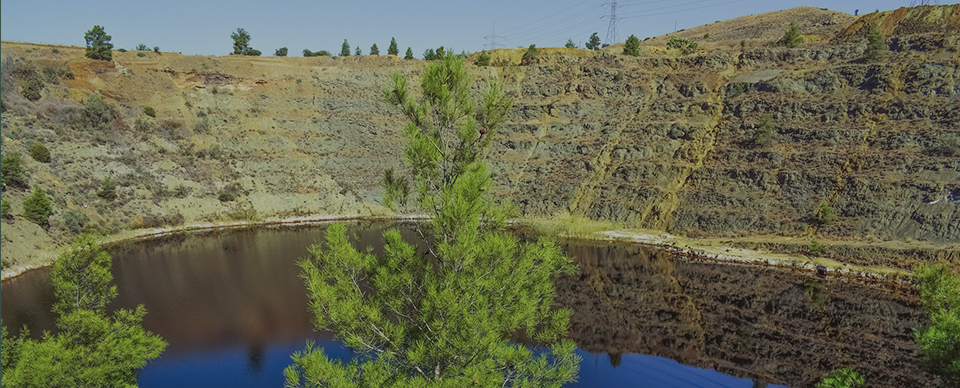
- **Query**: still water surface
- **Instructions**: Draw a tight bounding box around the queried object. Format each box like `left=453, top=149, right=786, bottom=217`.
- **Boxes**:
left=1, top=222, right=931, bottom=387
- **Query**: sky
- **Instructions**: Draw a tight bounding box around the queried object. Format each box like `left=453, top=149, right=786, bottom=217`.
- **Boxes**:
left=0, top=0, right=935, bottom=57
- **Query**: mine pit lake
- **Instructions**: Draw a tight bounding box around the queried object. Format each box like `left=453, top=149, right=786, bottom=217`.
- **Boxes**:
left=0, top=221, right=935, bottom=387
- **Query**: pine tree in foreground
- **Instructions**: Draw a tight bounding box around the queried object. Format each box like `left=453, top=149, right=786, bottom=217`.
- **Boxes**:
left=285, top=53, right=580, bottom=387
left=1, top=235, right=166, bottom=386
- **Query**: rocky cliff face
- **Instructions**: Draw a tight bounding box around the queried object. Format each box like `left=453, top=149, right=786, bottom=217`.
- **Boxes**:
left=1, top=7, right=958, bottom=271
left=491, top=43, right=960, bottom=246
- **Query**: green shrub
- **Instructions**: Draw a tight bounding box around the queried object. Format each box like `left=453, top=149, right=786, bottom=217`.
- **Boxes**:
left=275, top=47, right=288, bottom=57
left=134, top=117, right=153, bottom=132
left=623, top=34, right=641, bottom=56
left=194, top=117, right=211, bottom=134
left=117, top=48, right=127, bottom=53
left=1, top=153, right=27, bottom=188
left=29, top=141, right=51, bottom=163
left=703, top=33, right=710, bottom=39
left=52, top=49, right=60, bottom=54
left=173, top=185, right=191, bottom=198
left=22, top=187, right=51, bottom=225
left=521, top=44, right=538, bottom=65
left=81, top=94, right=114, bottom=131
left=97, top=177, right=117, bottom=201
left=137, top=52, right=146, bottom=58
left=565, top=39, right=576, bottom=48
left=807, top=239, right=826, bottom=256
left=218, top=190, right=237, bottom=202
left=751, top=114, right=775, bottom=148
left=143, top=106, right=156, bottom=117
left=136, top=44, right=148, bottom=51
left=782, top=21, right=803, bottom=48
left=1, top=199, right=11, bottom=219
left=476, top=51, right=491, bottom=66
left=42, top=64, right=73, bottom=83
left=815, top=367, right=865, bottom=388
left=63, top=209, right=89, bottom=233
left=613, top=70, right=624, bottom=82
left=818, top=201, right=837, bottom=225
left=20, top=72, right=44, bottom=101
left=667, top=37, right=698, bottom=54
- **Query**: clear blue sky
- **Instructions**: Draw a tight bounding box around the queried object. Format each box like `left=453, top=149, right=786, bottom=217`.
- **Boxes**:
left=0, top=0, right=924, bottom=57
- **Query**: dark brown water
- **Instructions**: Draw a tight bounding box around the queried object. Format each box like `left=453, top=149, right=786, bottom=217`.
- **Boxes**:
left=0, top=222, right=935, bottom=387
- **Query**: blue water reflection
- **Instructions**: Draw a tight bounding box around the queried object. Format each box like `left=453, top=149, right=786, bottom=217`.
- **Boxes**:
left=573, top=350, right=787, bottom=388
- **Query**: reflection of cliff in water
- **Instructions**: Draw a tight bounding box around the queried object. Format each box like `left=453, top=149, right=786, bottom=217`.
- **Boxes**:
left=556, top=242, right=935, bottom=388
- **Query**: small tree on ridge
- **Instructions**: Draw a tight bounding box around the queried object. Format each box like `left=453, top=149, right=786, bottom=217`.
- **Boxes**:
left=231, top=28, right=252, bottom=55
left=84, top=25, right=113, bottom=61
left=623, top=34, right=640, bottom=56
left=388, top=37, right=399, bottom=56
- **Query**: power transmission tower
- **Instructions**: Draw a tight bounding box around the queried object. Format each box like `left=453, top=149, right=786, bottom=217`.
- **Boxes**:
left=604, top=1, right=623, bottom=46
left=485, top=22, right=504, bottom=50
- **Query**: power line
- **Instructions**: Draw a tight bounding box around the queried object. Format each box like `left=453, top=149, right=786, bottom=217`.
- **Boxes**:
left=622, top=0, right=744, bottom=19
left=498, top=0, right=595, bottom=34
left=504, top=15, right=606, bottom=47
left=604, top=0, right=623, bottom=45
left=501, top=3, right=604, bottom=43
left=485, top=22, right=505, bottom=50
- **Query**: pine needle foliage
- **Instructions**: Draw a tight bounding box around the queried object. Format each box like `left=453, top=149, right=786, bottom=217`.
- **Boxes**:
left=83, top=25, right=113, bottom=61
left=286, top=53, right=581, bottom=387
left=862, top=26, right=887, bottom=63
left=1, top=235, right=167, bottom=387
left=815, top=367, right=865, bottom=388
left=914, top=264, right=960, bottom=386
left=783, top=21, right=803, bottom=48
left=623, top=34, right=641, bottom=56
left=388, top=38, right=399, bottom=56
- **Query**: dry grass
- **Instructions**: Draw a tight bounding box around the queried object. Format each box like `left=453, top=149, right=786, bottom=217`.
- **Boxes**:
left=517, top=211, right=621, bottom=239
left=640, top=6, right=855, bottom=47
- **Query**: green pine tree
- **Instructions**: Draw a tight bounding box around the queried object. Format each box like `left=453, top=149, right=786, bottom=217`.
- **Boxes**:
left=623, top=34, right=641, bottom=56
left=388, top=37, right=399, bottom=56
left=341, top=39, right=351, bottom=57
left=521, top=44, right=538, bottom=65
left=565, top=39, right=576, bottom=48
left=862, top=25, right=887, bottom=63
left=1, top=235, right=167, bottom=387
left=404, top=47, right=414, bottom=60
left=84, top=25, right=113, bottom=61
left=783, top=21, right=803, bottom=48
left=22, top=187, right=51, bottom=226
left=914, top=264, right=960, bottom=386
left=586, top=32, right=601, bottom=50
left=370, top=43, right=380, bottom=56
left=285, top=53, right=580, bottom=387
left=231, top=28, right=252, bottom=55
